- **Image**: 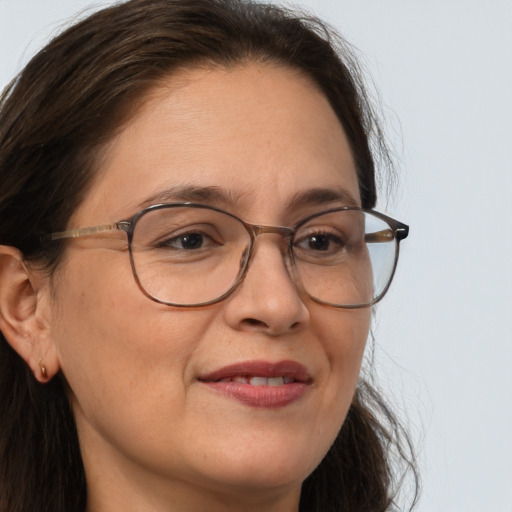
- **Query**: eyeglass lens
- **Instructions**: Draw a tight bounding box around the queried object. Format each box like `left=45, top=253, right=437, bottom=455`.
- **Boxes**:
left=129, top=206, right=398, bottom=307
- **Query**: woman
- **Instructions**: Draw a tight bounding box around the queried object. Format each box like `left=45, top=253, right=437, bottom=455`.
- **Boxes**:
left=0, top=0, right=418, bottom=511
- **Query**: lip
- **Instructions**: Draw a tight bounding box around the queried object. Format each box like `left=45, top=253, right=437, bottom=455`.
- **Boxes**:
left=198, top=360, right=312, bottom=409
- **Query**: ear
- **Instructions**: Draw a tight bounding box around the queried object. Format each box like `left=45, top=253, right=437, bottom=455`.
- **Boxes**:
left=0, top=245, right=60, bottom=382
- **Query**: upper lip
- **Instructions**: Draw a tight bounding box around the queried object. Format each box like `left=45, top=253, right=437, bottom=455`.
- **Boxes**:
left=198, top=360, right=312, bottom=383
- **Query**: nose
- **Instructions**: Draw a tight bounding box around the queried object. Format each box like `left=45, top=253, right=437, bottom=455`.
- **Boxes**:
left=222, top=235, right=309, bottom=336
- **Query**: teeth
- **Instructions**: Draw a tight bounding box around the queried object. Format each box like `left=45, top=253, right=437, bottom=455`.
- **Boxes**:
left=215, top=376, right=294, bottom=385
left=267, top=377, right=284, bottom=386
left=249, top=377, right=267, bottom=386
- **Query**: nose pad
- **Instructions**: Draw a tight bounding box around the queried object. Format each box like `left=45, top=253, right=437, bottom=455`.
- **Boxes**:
left=239, top=246, right=250, bottom=271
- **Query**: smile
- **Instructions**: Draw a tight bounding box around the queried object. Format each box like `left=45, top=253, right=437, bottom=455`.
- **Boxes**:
left=198, top=360, right=311, bottom=408
left=217, top=376, right=295, bottom=386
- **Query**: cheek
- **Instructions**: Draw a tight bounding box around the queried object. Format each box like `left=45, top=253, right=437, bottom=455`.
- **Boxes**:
left=317, top=306, right=370, bottom=373
left=312, top=306, right=370, bottom=418
left=49, top=252, right=213, bottom=425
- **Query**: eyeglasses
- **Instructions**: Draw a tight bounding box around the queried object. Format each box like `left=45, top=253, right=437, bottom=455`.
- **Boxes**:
left=44, top=203, right=409, bottom=308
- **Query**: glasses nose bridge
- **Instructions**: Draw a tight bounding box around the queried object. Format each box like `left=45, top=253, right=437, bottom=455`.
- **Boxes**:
left=249, top=223, right=294, bottom=247
left=241, top=223, right=298, bottom=290
left=245, top=223, right=295, bottom=265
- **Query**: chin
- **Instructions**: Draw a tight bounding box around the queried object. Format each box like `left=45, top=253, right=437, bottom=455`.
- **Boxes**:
left=189, top=431, right=330, bottom=495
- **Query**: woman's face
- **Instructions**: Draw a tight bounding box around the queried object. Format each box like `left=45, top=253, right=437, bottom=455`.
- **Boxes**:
left=47, top=64, right=371, bottom=510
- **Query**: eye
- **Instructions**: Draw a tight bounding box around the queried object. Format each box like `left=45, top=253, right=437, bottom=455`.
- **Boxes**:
left=303, top=233, right=342, bottom=252
left=163, top=232, right=205, bottom=250
left=295, top=231, right=345, bottom=253
left=157, top=230, right=219, bottom=251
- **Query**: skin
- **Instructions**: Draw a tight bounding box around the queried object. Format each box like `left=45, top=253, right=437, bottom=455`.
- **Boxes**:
left=7, top=64, right=371, bottom=511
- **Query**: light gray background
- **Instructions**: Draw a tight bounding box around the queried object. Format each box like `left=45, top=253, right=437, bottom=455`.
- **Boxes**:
left=1, top=1, right=511, bottom=511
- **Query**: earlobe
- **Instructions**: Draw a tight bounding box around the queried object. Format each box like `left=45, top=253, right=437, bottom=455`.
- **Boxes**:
left=0, top=245, right=60, bottom=382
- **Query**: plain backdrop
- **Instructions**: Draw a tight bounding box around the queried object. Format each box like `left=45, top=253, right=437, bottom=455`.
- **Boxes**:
left=1, top=1, right=511, bottom=511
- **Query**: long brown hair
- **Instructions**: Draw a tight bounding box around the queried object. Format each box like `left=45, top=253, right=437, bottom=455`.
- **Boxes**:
left=0, top=1, right=419, bottom=510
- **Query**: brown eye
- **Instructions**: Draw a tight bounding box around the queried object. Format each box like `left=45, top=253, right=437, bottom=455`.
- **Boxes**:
left=295, top=231, right=345, bottom=253
left=160, top=232, right=208, bottom=250
left=305, top=234, right=341, bottom=252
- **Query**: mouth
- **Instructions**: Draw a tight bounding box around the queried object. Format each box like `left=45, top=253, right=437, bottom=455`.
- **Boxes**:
left=198, top=360, right=311, bottom=408
left=216, top=376, right=296, bottom=386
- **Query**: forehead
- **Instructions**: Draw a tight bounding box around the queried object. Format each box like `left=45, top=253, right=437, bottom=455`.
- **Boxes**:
left=74, top=63, right=359, bottom=225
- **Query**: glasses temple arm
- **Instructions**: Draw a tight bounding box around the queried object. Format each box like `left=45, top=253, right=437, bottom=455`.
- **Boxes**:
left=41, top=223, right=120, bottom=242
left=365, top=225, right=409, bottom=244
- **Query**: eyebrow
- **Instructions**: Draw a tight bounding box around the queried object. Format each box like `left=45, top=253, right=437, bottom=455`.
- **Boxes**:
left=133, top=184, right=360, bottom=214
left=285, top=187, right=360, bottom=211
left=134, top=185, right=242, bottom=210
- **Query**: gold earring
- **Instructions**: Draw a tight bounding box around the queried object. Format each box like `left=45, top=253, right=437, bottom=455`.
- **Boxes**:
left=39, top=360, right=48, bottom=380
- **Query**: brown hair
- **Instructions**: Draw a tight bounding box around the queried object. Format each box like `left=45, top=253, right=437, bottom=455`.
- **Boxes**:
left=0, top=0, right=418, bottom=510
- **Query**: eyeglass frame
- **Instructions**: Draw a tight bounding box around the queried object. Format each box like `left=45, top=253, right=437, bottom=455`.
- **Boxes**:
left=42, top=202, right=409, bottom=309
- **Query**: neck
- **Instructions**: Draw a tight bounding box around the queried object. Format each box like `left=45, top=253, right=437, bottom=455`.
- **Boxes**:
left=86, top=474, right=301, bottom=512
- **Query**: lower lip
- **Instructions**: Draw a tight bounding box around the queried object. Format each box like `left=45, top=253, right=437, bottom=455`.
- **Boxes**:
left=201, top=381, right=309, bottom=408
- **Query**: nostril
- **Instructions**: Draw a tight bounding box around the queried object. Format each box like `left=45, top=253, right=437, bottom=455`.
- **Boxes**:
left=243, top=318, right=269, bottom=328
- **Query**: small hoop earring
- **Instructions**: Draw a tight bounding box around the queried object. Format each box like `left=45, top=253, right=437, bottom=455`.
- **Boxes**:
left=39, top=360, right=48, bottom=380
